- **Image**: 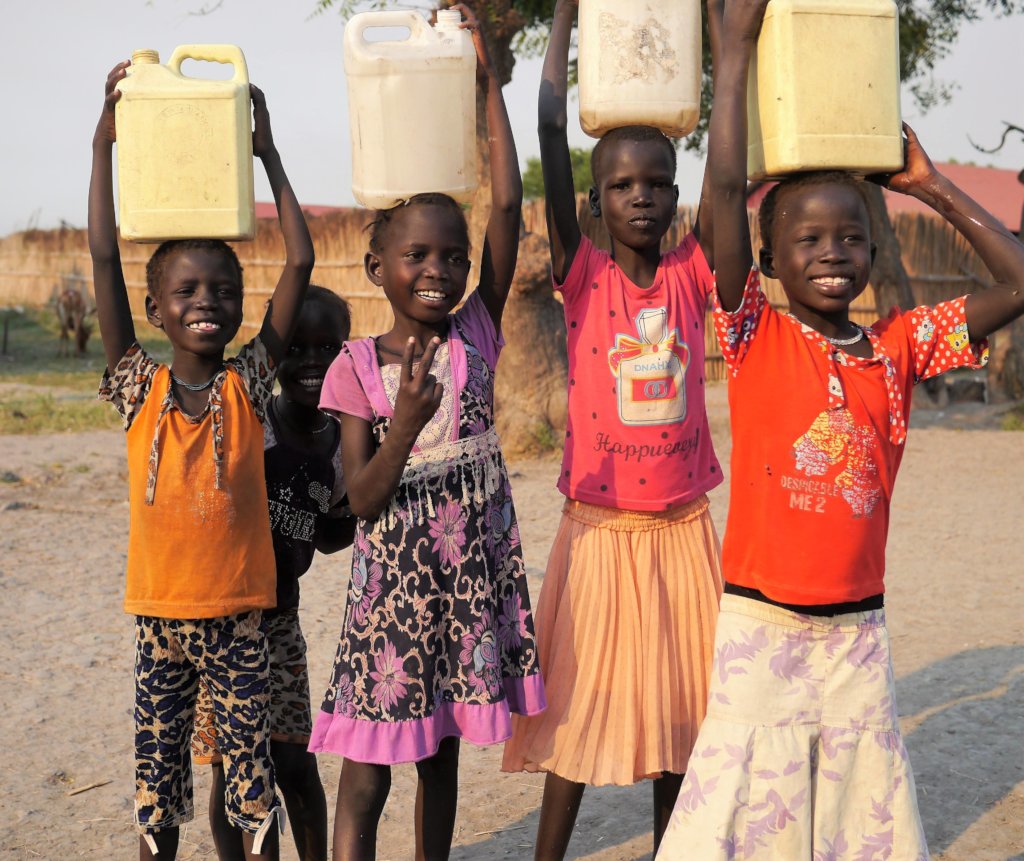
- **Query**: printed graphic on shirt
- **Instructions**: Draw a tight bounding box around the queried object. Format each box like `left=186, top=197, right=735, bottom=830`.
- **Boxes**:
left=607, top=308, right=690, bottom=426
left=945, top=322, right=970, bottom=352
left=268, top=474, right=331, bottom=543
left=785, top=407, right=881, bottom=518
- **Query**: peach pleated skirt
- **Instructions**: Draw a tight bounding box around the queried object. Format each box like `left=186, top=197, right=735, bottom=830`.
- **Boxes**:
left=501, top=496, right=722, bottom=786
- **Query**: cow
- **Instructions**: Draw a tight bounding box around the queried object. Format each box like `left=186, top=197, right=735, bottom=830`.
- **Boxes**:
left=55, top=287, right=92, bottom=357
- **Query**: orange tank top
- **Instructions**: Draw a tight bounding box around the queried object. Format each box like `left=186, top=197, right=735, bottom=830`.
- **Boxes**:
left=123, top=364, right=276, bottom=618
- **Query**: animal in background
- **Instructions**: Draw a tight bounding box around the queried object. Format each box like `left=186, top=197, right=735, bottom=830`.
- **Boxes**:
left=54, top=283, right=93, bottom=357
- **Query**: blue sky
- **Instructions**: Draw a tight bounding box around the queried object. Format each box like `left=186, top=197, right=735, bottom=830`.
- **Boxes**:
left=1, top=0, right=1022, bottom=237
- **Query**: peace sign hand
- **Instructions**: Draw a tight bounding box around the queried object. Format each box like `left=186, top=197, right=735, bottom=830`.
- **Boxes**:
left=391, top=337, right=444, bottom=441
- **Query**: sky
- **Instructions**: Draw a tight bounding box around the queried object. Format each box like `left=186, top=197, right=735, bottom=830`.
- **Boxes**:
left=1, top=0, right=1022, bottom=238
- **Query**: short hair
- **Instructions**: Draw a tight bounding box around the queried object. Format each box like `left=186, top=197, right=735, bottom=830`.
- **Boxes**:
left=305, top=284, right=352, bottom=339
left=758, top=171, right=870, bottom=251
left=591, top=126, right=678, bottom=186
left=366, top=193, right=470, bottom=255
left=145, top=239, right=243, bottom=298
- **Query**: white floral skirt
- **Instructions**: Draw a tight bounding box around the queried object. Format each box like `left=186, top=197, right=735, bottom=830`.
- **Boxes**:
left=657, top=594, right=929, bottom=861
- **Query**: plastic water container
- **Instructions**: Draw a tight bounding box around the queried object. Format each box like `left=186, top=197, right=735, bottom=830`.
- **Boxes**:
left=344, top=9, right=476, bottom=209
left=747, top=0, right=903, bottom=180
left=115, top=46, right=255, bottom=242
left=577, top=0, right=702, bottom=139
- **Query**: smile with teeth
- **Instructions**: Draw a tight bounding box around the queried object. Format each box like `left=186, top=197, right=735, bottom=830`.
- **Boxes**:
left=415, top=290, right=447, bottom=301
left=298, top=375, right=324, bottom=387
left=187, top=321, right=221, bottom=332
left=811, top=276, right=853, bottom=287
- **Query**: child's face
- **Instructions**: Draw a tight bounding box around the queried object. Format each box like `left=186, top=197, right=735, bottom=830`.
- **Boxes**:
left=591, top=140, right=678, bottom=252
left=145, top=249, right=243, bottom=356
left=366, top=204, right=471, bottom=329
left=278, top=303, right=349, bottom=408
left=760, top=183, right=875, bottom=322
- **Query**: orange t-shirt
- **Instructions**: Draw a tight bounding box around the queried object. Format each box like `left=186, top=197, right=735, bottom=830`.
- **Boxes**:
left=713, top=270, right=987, bottom=604
left=100, top=339, right=277, bottom=618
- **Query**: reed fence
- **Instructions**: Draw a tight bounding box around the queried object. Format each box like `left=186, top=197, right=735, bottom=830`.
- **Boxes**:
left=0, top=198, right=991, bottom=382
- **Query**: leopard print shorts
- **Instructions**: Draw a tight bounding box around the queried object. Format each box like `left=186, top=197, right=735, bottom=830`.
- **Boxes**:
left=192, top=608, right=313, bottom=764
left=134, top=612, right=279, bottom=835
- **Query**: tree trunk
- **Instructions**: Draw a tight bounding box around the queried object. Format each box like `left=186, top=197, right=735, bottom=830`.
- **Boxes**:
left=460, top=1, right=570, bottom=453
left=992, top=320, right=1024, bottom=401
left=863, top=183, right=948, bottom=405
left=863, top=183, right=916, bottom=317
left=986, top=186, right=1024, bottom=402
left=492, top=232, right=569, bottom=454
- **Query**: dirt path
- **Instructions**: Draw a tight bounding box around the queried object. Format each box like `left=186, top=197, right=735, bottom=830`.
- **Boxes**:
left=2, top=386, right=1022, bottom=860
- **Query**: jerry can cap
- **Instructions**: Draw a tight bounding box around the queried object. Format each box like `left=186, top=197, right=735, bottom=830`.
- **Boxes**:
left=435, top=9, right=462, bottom=27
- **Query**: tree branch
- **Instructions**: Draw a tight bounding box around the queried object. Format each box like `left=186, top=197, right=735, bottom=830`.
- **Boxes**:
left=968, top=122, right=1024, bottom=155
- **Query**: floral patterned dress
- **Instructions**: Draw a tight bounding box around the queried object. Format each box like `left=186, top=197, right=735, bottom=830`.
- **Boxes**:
left=309, top=293, right=545, bottom=764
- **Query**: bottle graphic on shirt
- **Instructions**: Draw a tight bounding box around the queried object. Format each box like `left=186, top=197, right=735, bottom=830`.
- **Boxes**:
left=608, top=307, right=689, bottom=425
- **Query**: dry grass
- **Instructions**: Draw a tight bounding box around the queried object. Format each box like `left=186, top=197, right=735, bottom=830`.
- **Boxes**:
left=0, top=390, right=119, bottom=435
left=0, top=308, right=168, bottom=434
left=1001, top=403, right=1024, bottom=431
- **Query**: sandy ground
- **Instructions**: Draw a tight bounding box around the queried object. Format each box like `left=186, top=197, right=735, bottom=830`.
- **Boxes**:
left=2, top=382, right=1022, bottom=861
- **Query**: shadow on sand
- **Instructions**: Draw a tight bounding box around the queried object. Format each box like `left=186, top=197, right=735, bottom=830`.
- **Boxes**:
left=449, top=644, right=1023, bottom=860
left=899, top=644, right=1023, bottom=857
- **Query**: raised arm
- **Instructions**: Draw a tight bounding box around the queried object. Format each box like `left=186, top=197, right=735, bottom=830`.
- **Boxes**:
left=339, top=339, right=444, bottom=521
left=886, top=124, right=1024, bottom=340
left=540, top=0, right=583, bottom=282
left=708, top=0, right=767, bottom=312
left=89, top=61, right=137, bottom=371
left=252, top=85, right=315, bottom=363
left=694, top=0, right=725, bottom=268
left=457, top=4, right=523, bottom=330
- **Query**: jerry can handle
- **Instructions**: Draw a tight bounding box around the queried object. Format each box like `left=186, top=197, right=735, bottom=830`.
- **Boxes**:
left=168, top=44, right=249, bottom=84
left=345, top=10, right=432, bottom=48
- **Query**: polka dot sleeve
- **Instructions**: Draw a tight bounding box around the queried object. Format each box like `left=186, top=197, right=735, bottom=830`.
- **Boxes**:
left=907, top=297, right=990, bottom=383
left=712, top=267, right=766, bottom=375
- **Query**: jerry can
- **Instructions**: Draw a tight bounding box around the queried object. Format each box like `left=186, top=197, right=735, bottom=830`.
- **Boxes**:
left=747, top=0, right=903, bottom=179
left=578, top=0, right=702, bottom=139
left=344, top=9, right=476, bottom=209
left=115, top=46, right=254, bottom=242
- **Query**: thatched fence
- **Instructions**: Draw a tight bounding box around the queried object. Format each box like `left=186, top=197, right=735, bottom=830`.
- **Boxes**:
left=0, top=197, right=997, bottom=383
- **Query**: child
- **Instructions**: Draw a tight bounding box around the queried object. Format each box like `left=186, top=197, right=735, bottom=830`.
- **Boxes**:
left=191, top=285, right=355, bottom=861
left=309, top=6, right=544, bottom=859
left=90, top=61, right=314, bottom=860
left=657, top=0, right=1024, bottom=856
left=500, top=0, right=726, bottom=856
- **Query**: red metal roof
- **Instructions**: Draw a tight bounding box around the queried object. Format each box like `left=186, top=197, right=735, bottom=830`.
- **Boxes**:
left=259, top=161, right=1023, bottom=233
left=745, top=162, right=1023, bottom=233
left=254, top=202, right=346, bottom=219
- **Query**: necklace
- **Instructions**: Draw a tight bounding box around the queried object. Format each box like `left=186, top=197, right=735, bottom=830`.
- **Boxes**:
left=273, top=397, right=331, bottom=435
left=374, top=336, right=447, bottom=362
left=374, top=340, right=425, bottom=361
left=170, top=367, right=222, bottom=391
left=822, top=326, right=864, bottom=347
